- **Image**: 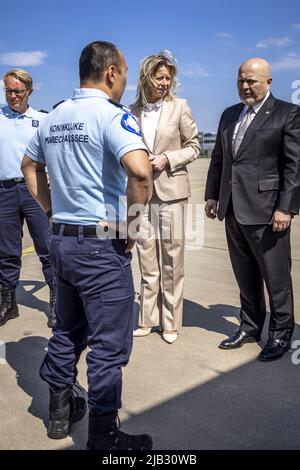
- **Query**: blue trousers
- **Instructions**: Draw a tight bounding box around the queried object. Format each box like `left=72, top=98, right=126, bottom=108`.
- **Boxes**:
left=0, top=182, right=54, bottom=288
left=40, top=227, right=135, bottom=412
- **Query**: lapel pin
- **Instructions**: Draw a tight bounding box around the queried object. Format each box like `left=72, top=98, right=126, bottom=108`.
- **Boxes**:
left=266, top=111, right=270, bottom=114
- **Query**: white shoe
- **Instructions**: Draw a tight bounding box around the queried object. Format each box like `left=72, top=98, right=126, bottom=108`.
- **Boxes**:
left=162, top=332, right=178, bottom=344
left=133, top=327, right=151, bottom=337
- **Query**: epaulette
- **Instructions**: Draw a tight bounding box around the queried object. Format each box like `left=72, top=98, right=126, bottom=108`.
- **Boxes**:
left=39, top=109, right=49, bottom=114
left=108, top=99, right=130, bottom=113
left=53, top=100, right=65, bottom=110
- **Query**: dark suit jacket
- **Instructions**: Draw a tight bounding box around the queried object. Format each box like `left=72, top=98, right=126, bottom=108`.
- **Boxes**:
left=205, top=94, right=300, bottom=224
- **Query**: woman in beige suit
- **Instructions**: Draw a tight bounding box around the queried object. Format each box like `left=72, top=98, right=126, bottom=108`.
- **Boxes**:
left=130, top=52, right=200, bottom=343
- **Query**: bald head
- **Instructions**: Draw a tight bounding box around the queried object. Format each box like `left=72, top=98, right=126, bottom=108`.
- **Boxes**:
left=239, top=58, right=271, bottom=77
left=237, top=57, right=272, bottom=106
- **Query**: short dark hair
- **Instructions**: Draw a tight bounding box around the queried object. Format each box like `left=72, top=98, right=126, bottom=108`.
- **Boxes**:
left=79, top=41, right=122, bottom=83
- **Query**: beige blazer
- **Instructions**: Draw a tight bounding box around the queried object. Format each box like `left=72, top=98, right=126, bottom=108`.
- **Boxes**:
left=130, top=97, right=200, bottom=201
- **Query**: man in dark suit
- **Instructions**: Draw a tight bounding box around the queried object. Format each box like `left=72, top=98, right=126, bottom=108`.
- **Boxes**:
left=205, top=58, right=300, bottom=361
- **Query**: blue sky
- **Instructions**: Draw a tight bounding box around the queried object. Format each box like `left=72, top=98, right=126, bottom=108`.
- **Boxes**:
left=1, top=0, right=300, bottom=130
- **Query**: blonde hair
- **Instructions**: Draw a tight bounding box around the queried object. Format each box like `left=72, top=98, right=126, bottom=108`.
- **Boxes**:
left=3, top=68, right=33, bottom=91
left=136, top=54, right=177, bottom=108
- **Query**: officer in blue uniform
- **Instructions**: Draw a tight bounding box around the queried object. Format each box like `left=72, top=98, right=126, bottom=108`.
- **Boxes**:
left=22, top=41, right=153, bottom=450
left=0, top=69, right=56, bottom=328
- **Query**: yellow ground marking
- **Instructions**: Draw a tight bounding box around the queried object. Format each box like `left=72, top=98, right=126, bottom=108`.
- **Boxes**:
left=22, top=246, right=35, bottom=257
left=191, top=185, right=205, bottom=193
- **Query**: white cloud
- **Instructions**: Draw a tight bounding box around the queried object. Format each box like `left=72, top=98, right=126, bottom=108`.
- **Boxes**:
left=125, top=84, right=137, bottom=92
left=291, top=23, right=300, bottom=29
left=272, top=53, right=300, bottom=71
left=0, top=79, right=6, bottom=105
left=256, top=37, right=293, bottom=48
left=216, top=32, right=231, bottom=38
left=181, top=63, right=211, bottom=78
left=0, top=51, right=47, bottom=67
left=33, top=82, right=43, bottom=91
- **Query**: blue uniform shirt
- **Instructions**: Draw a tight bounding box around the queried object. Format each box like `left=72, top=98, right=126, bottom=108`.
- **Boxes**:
left=0, top=105, right=46, bottom=179
left=25, top=88, right=147, bottom=225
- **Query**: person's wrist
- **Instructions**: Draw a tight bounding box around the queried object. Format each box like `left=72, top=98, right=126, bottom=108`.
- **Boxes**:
left=163, top=154, right=169, bottom=166
left=276, top=208, right=291, bottom=215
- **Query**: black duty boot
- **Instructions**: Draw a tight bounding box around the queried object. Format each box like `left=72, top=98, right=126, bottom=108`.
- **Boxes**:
left=87, top=412, right=153, bottom=450
left=47, top=286, right=57, bottom=328
left=47, top=386, right=86, bottom=439
left=0, top=287, right=19, bottom=327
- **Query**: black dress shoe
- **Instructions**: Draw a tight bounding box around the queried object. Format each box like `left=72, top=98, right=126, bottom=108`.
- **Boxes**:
left=219, top=329, right=257, bottom=349
left=257, top=339, right=290, bottom=362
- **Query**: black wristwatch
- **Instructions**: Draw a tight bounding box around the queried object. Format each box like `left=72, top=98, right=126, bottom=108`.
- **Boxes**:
left=46, top=209, right=52, bottom=220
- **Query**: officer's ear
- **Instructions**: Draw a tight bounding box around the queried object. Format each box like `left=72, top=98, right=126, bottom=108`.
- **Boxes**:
left=106, top=64, right=119, bottom=86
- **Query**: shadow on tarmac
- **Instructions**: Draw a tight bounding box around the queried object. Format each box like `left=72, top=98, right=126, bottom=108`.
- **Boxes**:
left=109, top=332, right=300, bottom=450
left=183, top=299, right=241, bottom=336
left=5, top=336, right=88, bottom=449
left=17, top=280, right=50, bottom=322
left=4, top=300, right=300, bottom=450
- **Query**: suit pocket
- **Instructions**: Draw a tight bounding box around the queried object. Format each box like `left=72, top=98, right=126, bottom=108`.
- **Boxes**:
left=258, top=178, right=280, bottom=191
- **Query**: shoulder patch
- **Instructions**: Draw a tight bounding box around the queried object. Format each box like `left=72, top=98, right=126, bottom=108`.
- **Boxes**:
left=121, top=113, right=142, bottom=136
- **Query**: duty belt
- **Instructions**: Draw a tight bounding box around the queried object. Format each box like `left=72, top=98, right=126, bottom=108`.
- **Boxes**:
left=52, top=223, right=121, bottom=238
left=0, top=178, right=26, bottom=188
left=52, top=223, right=98, bottom=237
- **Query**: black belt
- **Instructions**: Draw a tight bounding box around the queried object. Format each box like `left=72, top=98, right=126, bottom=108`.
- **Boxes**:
left=0, top=178, right=26, bottom=188
left=52, top=223, right=98, bottom=237
left=52, top=223, right=120, bottom=238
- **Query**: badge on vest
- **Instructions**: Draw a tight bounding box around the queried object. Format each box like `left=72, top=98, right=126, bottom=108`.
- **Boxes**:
left=121, top=113, right=142, bottom=136
left=32, top=120, right=39, bottom=127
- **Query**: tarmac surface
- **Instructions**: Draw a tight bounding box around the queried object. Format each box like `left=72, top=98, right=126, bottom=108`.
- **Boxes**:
left=0, top=158, right=299, bottom=450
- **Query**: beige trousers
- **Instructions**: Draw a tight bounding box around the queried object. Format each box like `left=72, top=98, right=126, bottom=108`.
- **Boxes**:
left=136, top=194, right=187, bottom=331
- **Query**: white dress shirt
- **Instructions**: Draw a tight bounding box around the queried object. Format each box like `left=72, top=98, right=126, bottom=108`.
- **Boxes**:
left=142, top=99, right=163, bottom=152
left=233, top=91, right=270, bottom=141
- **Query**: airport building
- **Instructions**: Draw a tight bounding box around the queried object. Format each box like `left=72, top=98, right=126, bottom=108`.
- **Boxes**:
left=199, top=131, right=217, bottom=157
